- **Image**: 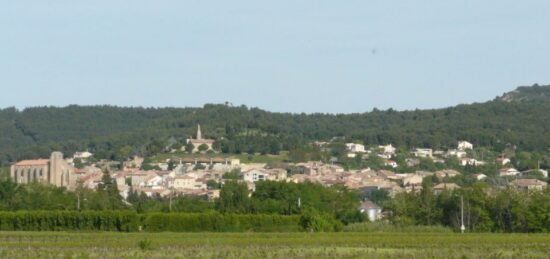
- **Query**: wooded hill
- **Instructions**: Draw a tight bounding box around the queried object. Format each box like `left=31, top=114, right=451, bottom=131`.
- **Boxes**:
left=1, top=84, right=549, bottom=165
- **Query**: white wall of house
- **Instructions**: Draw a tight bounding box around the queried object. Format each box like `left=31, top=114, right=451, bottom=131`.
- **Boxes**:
left=243, top=169, right=268, bottom=182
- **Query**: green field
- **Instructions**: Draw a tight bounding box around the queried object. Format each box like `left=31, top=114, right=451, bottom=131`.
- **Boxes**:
left=0, top=232, right=548, bottom=258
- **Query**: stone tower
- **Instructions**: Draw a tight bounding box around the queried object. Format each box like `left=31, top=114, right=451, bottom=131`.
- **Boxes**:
left=197, top=124, right=202, bottom=140
left=49, top=151, right=64, bottom=186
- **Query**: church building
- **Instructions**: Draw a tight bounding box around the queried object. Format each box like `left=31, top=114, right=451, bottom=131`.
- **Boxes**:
left=10, top=152, right=76, bottom=189
left=186, top=124, right=215, bottom=153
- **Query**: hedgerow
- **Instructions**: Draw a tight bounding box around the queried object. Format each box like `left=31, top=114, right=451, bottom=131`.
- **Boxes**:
left=0, top=211, right=302, bottom=232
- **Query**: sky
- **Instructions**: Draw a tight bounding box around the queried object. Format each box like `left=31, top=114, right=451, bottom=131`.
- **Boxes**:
left=1, top=1, right=549, bottom=113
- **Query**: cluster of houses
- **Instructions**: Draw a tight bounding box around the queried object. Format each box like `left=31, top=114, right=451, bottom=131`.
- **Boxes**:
left=342, top=141, right=491, bottom=167
left=8, top=133, right=548, bottom=221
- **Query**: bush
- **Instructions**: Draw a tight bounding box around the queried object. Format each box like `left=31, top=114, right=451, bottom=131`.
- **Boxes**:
left=137, top=239, right=154, bottom=251
left=299, top=209, right=343, bottom=232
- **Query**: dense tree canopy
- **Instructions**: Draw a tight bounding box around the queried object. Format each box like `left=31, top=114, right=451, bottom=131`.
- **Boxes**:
left=0, top=85, right=549, bottom=166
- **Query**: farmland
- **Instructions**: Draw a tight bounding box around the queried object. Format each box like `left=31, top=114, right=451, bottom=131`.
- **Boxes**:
left=0, top=232, right=548, bottom=258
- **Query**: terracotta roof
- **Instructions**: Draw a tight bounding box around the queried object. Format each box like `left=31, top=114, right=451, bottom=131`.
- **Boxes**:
left=15, top=159, right=49, bottom=166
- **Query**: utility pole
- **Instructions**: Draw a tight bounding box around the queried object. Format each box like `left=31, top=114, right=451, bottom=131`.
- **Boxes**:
left=460, top=195, right=465, bottom=234
left=169, top=188, right=173, bottom=212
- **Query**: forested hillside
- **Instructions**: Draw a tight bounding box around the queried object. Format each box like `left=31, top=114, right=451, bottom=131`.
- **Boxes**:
left=1, top=85, right=549, bottom=165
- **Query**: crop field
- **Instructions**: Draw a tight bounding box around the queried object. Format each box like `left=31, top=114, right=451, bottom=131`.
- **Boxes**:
left=0, top=232, right=549, bottom=258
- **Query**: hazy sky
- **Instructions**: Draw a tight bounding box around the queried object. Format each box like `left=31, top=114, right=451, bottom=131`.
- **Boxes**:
left=1, top=1, right=549, bottom=113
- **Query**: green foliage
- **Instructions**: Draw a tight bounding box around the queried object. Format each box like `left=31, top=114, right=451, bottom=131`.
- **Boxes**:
left=216, top=181, right=250, bottom=213
left=206, top=179, right=220, bottom=190
left=143, top=212, right=301, bottom=232
left=197, top=144, right=209, bottom=152
left=0, top=211, right=301, bottom=232
left=137, top=239, right=154, bottom=251
left=384, top=186, right=550, bottom=233
left=343, top=221, right=452, bottom=233
left=95, top=170, right=126, bottom=210
left=3, top=85, right=549, bottom=165
left=299, top=208, right=343, bottom=232
left=222, top=169, right=241, bottom=180
left=0, top=232, right=549, bottom=258
left=364, top=189, right=390, bottom=204
left=0, top=211, right=139, bottom=232
left=0, top=181, right=77, bottom=211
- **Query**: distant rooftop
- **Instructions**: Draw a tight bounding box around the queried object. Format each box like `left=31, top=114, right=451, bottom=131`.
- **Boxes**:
left=15, top=159, right=49, bottom=166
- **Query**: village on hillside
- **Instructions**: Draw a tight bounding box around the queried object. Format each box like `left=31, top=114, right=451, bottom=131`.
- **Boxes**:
left=9, top=125, right=548, bottom=220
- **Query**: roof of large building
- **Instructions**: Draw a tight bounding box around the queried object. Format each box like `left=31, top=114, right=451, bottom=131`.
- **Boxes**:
left=188, top=139, right=215, bottom=144
left=178, top=156, right=226, bottom=163
left=14, top=159, right=49, bottom=166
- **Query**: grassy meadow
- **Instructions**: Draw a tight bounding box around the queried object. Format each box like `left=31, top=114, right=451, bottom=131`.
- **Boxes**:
left=0, top=231, right=548, bottom=258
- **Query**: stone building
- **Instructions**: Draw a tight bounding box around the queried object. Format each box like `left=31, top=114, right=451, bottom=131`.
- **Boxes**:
left=10, top=152, right=76, bottom=189
left=186, top=124, right=215, bottom=153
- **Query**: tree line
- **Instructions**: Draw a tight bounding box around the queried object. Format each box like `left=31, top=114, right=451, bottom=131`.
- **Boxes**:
left=1, top=85, right=549, bottom=165
left=384, top=181, right=550, bottom=232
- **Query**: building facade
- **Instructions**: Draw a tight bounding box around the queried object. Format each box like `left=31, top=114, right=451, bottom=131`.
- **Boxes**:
left=10, top=152, right=76, bottom=189
left=186, top=124, right=215, bottom=153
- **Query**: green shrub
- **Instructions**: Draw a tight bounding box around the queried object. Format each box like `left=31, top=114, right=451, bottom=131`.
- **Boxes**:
left=299, top=209, right=343, bottom=232
left=137, top=239, right=154, bottom=251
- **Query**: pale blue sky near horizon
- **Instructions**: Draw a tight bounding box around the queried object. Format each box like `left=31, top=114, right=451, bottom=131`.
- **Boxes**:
left=1, top=1, right=549, bottom=113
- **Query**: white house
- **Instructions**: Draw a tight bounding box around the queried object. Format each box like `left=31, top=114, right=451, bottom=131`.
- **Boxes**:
left=384, top=160, right=398, bottom=168
left=496, top=157, right=511, bottom=165
left=347, top=153, right=357, bottom=158
left=346, top=143, right=366, bottom=153
left=460, top=158, right=485, bottom=166
left=359, top=200, right=382, bottom=222
left=457, top=141, right=473, bottom=151
left=499, top=168, right=520, bottom=177
left=144, top=175, right=163, bottom=189
left=473, top=173, right=487, bottom=181
left=243, top=169, right=269, bottom=182
left=447, top=149, right=467, bottom=159
left=413, top=148, right=433, bottom=158
left=74, top=151, right=93, bottom=159
left=378, top=144, right=396, bottom=155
